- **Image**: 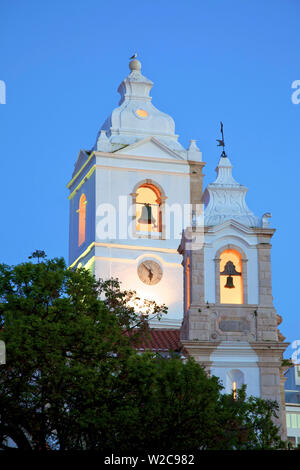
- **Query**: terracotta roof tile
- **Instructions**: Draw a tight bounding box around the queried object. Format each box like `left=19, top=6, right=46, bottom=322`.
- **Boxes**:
left=136, top=329, right=181, bottom=352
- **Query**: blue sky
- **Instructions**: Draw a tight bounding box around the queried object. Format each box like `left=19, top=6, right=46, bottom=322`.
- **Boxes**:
left=1, top=0, right=299, bottom=354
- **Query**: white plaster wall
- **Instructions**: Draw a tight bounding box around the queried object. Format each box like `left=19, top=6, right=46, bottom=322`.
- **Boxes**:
left=94, top=248, right=183, bottom=323
left=93, top=152, right=190, bottom=325
left=210, top=342, right=260, bottom=397
left=94, top=156, right=190, bottom=252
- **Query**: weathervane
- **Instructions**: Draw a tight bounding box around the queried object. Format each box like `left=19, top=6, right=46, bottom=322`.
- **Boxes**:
left=216, top=121, right=227, bottom=157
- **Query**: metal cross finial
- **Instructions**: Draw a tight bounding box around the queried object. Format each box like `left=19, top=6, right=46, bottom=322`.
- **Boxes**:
left=216, top=121, right=227, bottom=157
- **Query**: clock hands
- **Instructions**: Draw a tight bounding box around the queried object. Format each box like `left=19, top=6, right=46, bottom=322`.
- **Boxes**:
left=143, top=263, right=154, bottom=282
left=138, top=260, right=162, bottom=285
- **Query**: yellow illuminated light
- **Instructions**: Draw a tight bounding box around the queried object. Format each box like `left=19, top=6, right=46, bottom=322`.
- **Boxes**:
left=186, top=256, right=190, bottom=312
left=220, top=249, right=243, bottom=304
left=136, top=108, right=148, bottom=118
left=67, top=151, right=95, bottom=189
left=78, top=193, right=87, bottom=246
left=136, top=184, right=161, bottom=233
left=84, top=257, right=95, bottom=274
left=69, top=242, right=179, bottom=269
left=127, top=296, right=156, bottom=316
left=232, top=381, right=237, bottom=400
left=68, top=166, right=96, bottom=200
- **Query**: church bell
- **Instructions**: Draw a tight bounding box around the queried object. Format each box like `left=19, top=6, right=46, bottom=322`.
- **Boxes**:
left=220, top=261, right=241, bottom=289
left=138, top=203, right=156, bottom=225
left=224, top=275, right=234, bottom=289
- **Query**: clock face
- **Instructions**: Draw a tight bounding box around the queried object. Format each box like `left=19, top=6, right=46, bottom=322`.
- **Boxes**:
left=137, top=260, right=163, bottom=285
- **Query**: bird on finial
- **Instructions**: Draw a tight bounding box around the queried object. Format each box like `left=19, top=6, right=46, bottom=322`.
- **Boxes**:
left=130, top=53, right=137, bottom=59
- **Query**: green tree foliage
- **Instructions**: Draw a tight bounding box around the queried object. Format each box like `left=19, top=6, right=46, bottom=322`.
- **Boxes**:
left=0, top=257, right=286, bottom=451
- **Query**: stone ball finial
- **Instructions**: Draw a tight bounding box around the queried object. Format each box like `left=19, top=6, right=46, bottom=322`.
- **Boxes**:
left=129, top=59, right=141, bottom=72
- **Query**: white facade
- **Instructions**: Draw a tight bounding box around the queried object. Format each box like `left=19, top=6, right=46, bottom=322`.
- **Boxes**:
left=210, top=342, right=260, bottom=397
left=68, top=59, right=203, bottom=327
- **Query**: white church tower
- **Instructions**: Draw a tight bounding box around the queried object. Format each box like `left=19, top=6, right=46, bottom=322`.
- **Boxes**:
left=67, top=58, right=204, bottom=327
left=178, top=142, right=288, bottom=437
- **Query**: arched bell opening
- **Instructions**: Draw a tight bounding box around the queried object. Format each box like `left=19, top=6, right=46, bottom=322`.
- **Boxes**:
left=219, top=249, right=243, bottom=304
left=135, top=183, right=162, bottom=233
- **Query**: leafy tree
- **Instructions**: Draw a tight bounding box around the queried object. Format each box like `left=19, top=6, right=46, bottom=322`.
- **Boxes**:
left=0, top=257, right=165, bottom=450
left=0, top=256, right=286, bottom=451
left=95, top=355, right=286, bottom=452
left=214, top=386, right=285, bottom=450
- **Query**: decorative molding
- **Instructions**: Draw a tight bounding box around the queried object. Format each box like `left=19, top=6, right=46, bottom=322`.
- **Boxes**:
left=95, top=150, right=190, bottom=165
left=204, top=155, right=261, bottom=227
left=69, top=241, right=179, bottom=269
left=94, top=255, right=181, bottom=268
left=204, top=219, right=275, bottom=237
left=95, top=164, right=190, bottom=177
left=68, top=166, right=96, bottom=200
left=67, top=151, right=95, bottom=189
left=116, top=136, right=185, bottom=160
left=96, top=59, right=186, bottom=154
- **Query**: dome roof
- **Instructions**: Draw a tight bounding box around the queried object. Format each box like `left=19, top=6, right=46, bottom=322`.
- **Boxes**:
left=96, top=59, right=185, bottom=153
left=203, top=154, right=261, bottom=227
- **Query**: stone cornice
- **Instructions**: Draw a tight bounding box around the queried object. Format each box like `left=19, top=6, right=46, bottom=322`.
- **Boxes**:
left=204, top=219, right=276, bottom=236
left=67, top=151, right=95, bottom=189
left=94, top=150, right=191, bottom=166
left=69, top=241, right=179, bottom=269
left=180, top=340, right=289, bottom=357
left=115, top=136, right=184, bottom=160
left=68, top=166, right=96, bottom=200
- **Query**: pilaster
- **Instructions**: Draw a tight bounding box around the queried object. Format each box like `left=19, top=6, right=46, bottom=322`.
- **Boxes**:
left=257, top=238, right=274, bottom=307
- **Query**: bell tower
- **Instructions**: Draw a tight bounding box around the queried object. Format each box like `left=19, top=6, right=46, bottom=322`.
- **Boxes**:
left=178, top=138, right=288, bottom=437
left=67, top=58, right=205, bottom=327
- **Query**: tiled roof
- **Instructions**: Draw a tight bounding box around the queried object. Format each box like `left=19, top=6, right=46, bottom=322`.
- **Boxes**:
left=136, top=329, right=181, bottom=352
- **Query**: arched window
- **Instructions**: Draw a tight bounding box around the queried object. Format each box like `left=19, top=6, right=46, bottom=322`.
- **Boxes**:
left=135, top=183, right=162, bottom=233
left=78, top=193, right=87, bottom=246
left=220, top=249, right=243, bottom=304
